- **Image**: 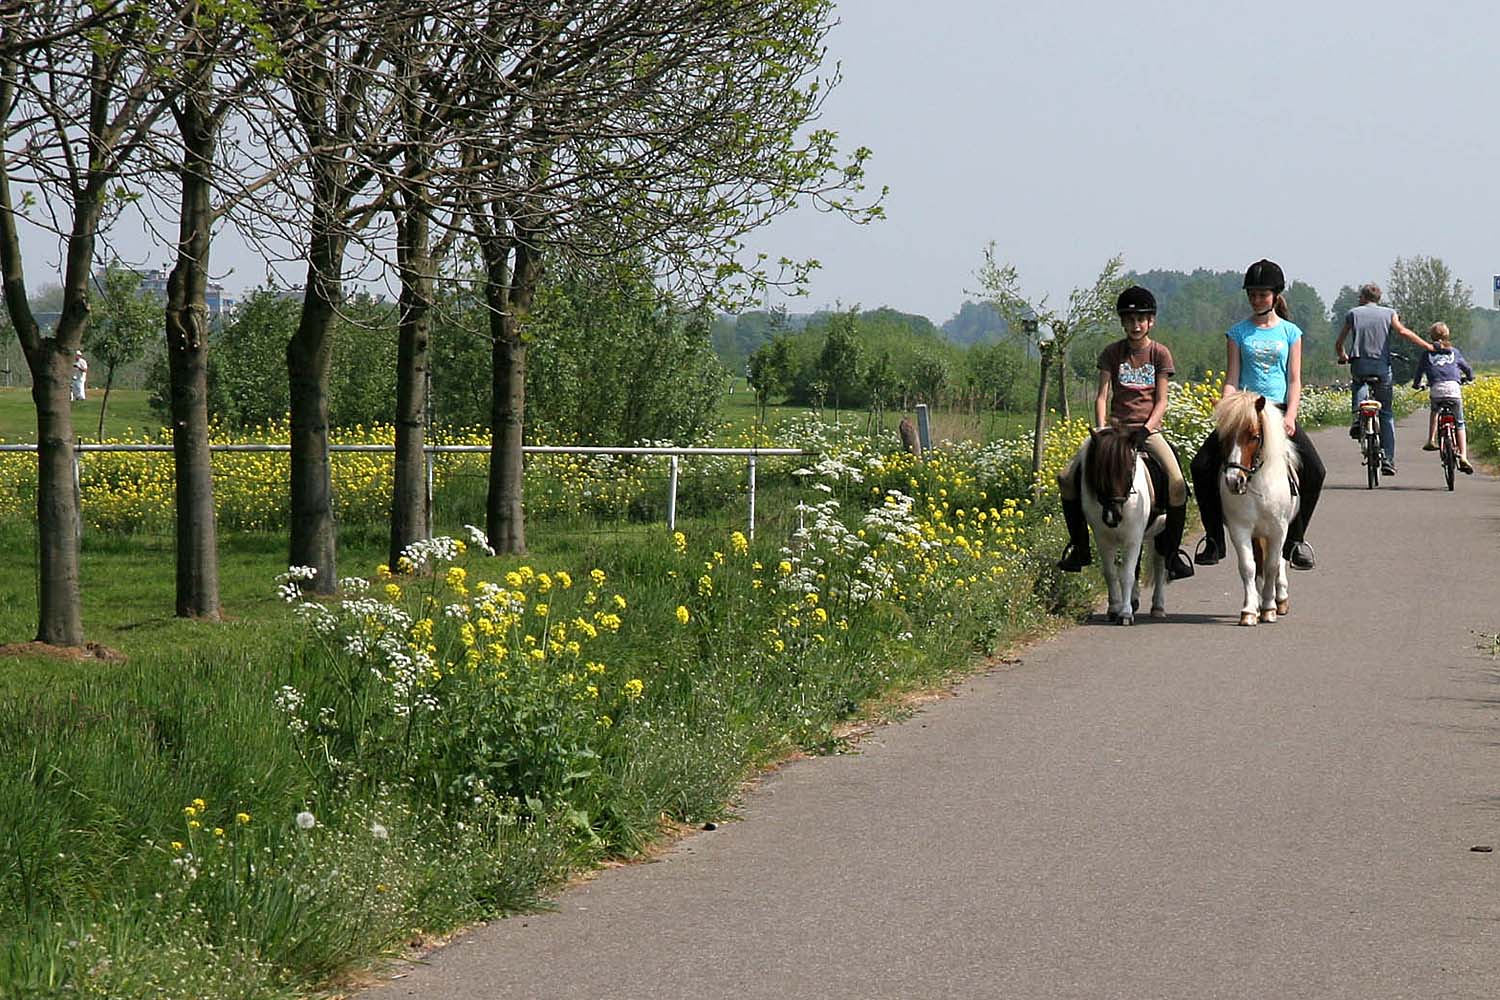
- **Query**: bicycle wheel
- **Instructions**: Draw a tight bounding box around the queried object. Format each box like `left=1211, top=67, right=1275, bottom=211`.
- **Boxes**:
left=1442, top=431, right=1456, bottom=491
left=1365, top=432, right=1380, bottom=489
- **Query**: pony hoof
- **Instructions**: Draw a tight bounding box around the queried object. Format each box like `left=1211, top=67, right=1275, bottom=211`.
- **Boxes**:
left=1238, top=612, right=1258, bottom=627
left=1106, top=611, right=1119, bottom=624
left=1116, top=614, right=1134, bottom=626
left=1259, top=609, right=1277, bottom=623
left=1149, top=607, right=1167, bottom=620
left=1276, top=599, right=1290, bottom=616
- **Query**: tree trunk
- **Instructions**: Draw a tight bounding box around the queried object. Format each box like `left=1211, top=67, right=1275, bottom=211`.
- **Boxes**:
left=389, top=201, right=433, bottom=568
left=487, top=321, right=526, bottom=554
left=31, top=349, right=84, bottom=643
left=483, top=235, right=540, bottom=555
left=163, top=82, right=221, bottom=620
left=1031, top=349, right=1052, bottom=500
left=288, top=232, right=343, bottom=592
left=1056, top=347, right=1070, bottom=420
left=1, top=167, right=97, bottom=645
left=96, top=366, right=114, bottom=442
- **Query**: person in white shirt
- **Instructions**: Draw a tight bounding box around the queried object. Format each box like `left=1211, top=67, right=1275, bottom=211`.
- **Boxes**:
left=70, top=350, right=88, bottom=401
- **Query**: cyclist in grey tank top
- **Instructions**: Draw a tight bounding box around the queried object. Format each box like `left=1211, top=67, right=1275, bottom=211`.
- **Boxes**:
left=1334, top=283, right=1430, bottom=474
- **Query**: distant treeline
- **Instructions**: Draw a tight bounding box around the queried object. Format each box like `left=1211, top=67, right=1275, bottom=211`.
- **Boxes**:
left=715, top=265, right=1500, bottom=413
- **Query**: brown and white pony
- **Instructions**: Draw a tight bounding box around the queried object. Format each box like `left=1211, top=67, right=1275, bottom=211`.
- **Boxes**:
left=1215, top=392, right=1300, bottom=626
left=1078, top=425, right=1167, bottom=625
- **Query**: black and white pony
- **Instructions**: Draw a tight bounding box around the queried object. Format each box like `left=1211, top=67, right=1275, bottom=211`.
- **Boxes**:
left=1077, top=426, right=1167, bottom=625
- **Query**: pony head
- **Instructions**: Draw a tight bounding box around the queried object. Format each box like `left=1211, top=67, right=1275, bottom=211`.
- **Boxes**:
left=1083, top=425, right=1138, bottom=527
left=1214, top=391, right=1296, bottom=495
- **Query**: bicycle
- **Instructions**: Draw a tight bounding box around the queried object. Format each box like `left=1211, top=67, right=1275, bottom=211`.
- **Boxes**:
left=1435, top=398, right=1459, bottom=491
left=1340, top=354, right=1402, bottom=490
left=1352, top=372, right=1385, bottom=489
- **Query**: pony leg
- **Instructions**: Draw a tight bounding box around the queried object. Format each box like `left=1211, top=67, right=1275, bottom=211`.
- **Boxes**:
left=1259, top=526, right=1289, bottom=623
left=1228, top=522, right=1258, bottom=626
left=1274, top=505, right=1295, bottom=617
left=1097, top=538, right=1124, bottom=622
left=1116, top=539, right=1143, bottom=626
left=1149, top=546, right=1168, bottom=619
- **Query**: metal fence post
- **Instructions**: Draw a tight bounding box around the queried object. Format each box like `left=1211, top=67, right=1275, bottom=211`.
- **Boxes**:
left=73, top=446, right=82, bottom=542
left=425, top=447, right=435, bottom=537
left=747, top=454, right=757, bottom=540
left=667, top=454, right=679, bottom=531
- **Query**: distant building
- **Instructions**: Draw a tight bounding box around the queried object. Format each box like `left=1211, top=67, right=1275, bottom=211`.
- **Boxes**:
left=93, top=266, right=238, bottom=318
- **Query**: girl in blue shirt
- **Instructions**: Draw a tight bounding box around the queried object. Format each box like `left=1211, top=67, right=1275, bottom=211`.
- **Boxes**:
left=1190, top=259, right=1326, bottom=570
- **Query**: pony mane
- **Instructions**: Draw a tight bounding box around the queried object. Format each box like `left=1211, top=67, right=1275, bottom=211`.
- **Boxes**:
left=1214, top=392, right=1299, bottom=473
left=1083, top=426, right=1137, bottom=503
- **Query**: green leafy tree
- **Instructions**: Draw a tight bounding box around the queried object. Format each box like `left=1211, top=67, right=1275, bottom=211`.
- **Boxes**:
left=816, top=309, right=865, bottom=412
left=1328, top=285, right=1361, bottom=327
left=975, top=249, right=1126, bottom=493
left=747, top=336, right=793, bottom=423
left=1283, top=280, right=1334, bottom=384
left=456, top=1, right=882, bottom=554
left=522, top=260, right=728, bottom=446
left=86, top=263, right=160, bottom=440
left=1388, top=256, right=1472, bottom=381
left=967, top=340, right=1025, bottom=411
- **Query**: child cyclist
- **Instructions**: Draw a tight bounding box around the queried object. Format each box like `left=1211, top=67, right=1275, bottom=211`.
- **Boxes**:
left=1412, top=322, right=1474, bottom=474
left=1057, top=285, right=1194, bottom=581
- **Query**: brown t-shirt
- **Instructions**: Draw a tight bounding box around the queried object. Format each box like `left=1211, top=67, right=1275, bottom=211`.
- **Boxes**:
left=1096, top=338, right=1173, bottom=428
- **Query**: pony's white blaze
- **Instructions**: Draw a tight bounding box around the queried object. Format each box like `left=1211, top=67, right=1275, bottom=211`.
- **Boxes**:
left=1074, top=429, right=1168, bottom=626
left=1213, top=393, right=1300, bottom=626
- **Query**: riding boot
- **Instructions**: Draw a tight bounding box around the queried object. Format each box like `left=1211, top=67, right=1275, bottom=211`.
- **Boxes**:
left=1157, top=503, right=1194, bottom=580
left=1056, top=495, right=1091, bottom=572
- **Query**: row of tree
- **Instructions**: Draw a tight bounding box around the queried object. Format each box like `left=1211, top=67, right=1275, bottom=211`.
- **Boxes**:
left=1, top=1, right=878, bottom=646
left=144, top=259, right=727, bottom=446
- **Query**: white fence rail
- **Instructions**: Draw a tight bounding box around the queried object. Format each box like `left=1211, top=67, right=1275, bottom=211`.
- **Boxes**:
left=0, top=443, right=815, bottom=539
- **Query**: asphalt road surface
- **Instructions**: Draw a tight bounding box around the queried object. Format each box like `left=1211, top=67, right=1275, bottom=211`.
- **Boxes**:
left=361, top=412, right=1500, bottom=1000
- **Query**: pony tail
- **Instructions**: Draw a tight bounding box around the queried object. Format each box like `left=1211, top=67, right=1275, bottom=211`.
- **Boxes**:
left=1274, top=293, right=1291, bottom=320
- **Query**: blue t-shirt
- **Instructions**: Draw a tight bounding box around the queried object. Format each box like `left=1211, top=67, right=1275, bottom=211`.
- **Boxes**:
left=1228, top=317, right=1303, bottom=404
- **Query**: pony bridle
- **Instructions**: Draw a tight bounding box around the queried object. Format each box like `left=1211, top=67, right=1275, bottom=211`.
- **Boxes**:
left=1223, top=433, right=1263, bottom=494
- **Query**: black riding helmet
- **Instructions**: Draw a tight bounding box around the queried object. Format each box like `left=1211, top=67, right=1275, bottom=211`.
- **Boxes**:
left=1242, top=258, right=1286, bottom=293
left=1115, top=285, right=1157, bottom=316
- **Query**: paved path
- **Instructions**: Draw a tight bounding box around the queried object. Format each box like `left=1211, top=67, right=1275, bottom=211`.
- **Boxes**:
left=362, top=413, right=1500, bottom=1000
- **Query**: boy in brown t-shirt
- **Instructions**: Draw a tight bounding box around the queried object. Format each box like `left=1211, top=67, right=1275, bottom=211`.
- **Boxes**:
left=1056, top=285, right=1193, bottom=580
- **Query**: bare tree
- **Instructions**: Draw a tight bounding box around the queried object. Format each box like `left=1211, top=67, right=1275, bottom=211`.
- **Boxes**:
left=975, top=248, right=1125, bottom=496
left=244, top=1, right=404, bottom=592
left=0, top=1, right=180, bottom=644
left=148, top=3, right=278, bottom=619
left=448, top=1, right=881, bottom=553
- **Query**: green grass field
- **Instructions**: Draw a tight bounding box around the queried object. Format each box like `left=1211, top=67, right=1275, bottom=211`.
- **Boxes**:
left=715, top=379, right=1033, bottom=444
left=0, top=386, right=162, bottom=442
left=0, top=474, right=1085, bottom=998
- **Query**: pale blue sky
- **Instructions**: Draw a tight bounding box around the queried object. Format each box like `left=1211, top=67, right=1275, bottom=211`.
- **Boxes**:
left=16, top=1, right=1500, bottom=323
left=751, top=0, right=1500, bottom=321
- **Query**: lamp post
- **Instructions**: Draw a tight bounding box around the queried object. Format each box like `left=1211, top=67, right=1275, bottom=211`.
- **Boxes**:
left=1029, top=320, right=1054, bottom=497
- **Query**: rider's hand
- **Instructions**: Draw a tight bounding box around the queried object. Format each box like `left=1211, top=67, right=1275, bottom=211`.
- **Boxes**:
left=1283, top=413, right=1297, bottom=437
left=1336, top=350, right=1349, bottom=364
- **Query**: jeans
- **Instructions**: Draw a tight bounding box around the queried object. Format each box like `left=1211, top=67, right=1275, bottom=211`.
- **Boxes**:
left=1349, top=358, right=1395, bottom=462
